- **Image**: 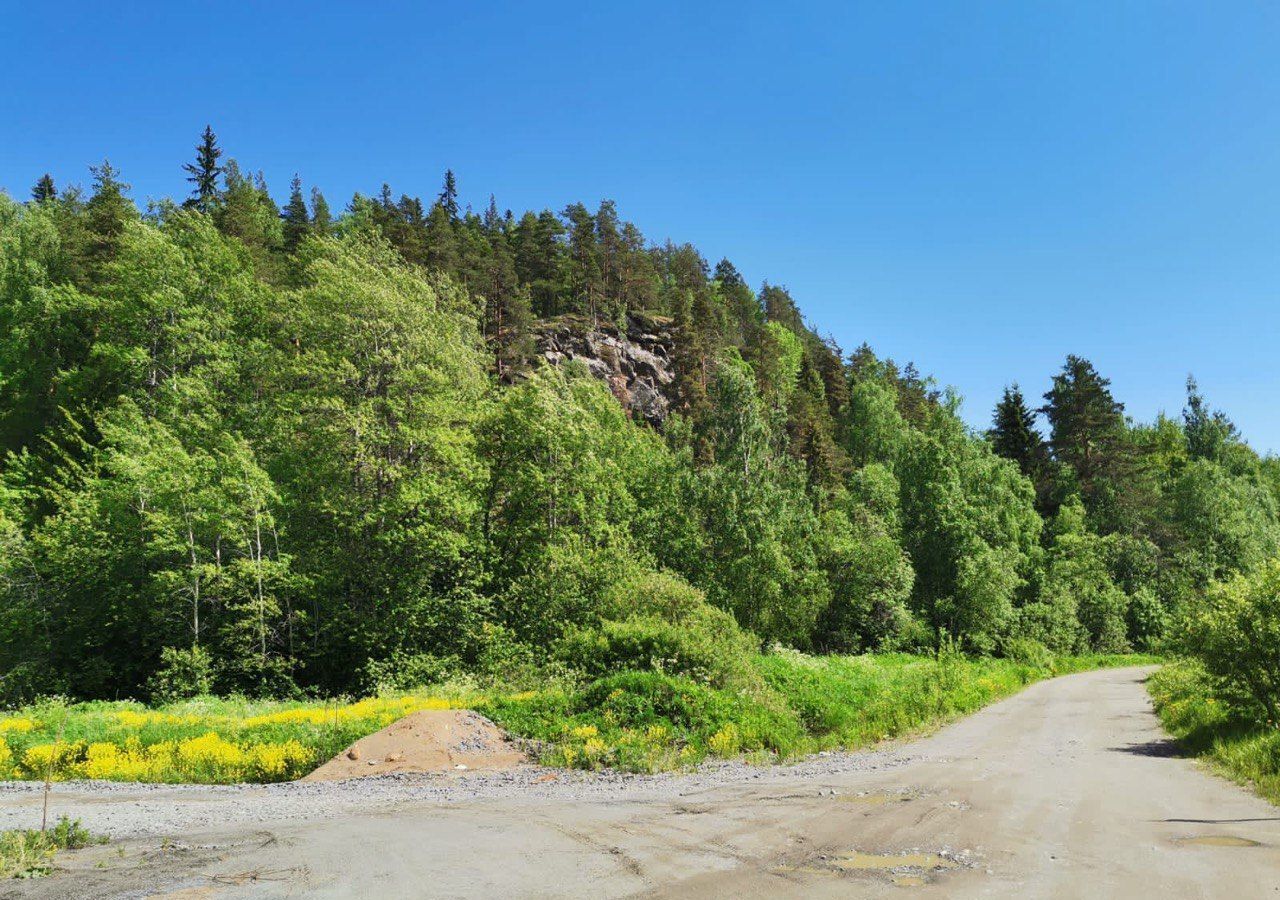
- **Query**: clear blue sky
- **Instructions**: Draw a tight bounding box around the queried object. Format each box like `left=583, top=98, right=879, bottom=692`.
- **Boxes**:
left=4, top=2, right=1279, bottom=450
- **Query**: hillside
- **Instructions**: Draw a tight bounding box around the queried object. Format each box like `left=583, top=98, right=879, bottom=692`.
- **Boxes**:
left=1, top=137, right=1278, bottom=712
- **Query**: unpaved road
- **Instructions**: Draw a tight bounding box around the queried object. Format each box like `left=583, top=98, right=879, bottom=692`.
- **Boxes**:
left=7, top=666, right=1280, bottom=898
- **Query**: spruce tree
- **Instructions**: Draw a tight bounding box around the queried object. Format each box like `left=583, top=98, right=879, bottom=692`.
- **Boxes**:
left=310, top=187, right=332, bottom=236
left=31, top=174, right=57, bottom=203
left=83, top=159, right=137, bottom=285
left=990, top=384, right=1045, bottom=477
left=281, top=175, right=310, bottom=252
left=182, top=125, right=224, bottom=212
left=438, top=169, right=459, bottom=220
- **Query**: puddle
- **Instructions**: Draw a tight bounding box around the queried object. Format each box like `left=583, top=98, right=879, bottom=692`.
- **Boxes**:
left=1176, top=835, right=1262, bottom=848
left=832, top=852, right=959, bottom=872
left=892, top=874, right=927, bottom=887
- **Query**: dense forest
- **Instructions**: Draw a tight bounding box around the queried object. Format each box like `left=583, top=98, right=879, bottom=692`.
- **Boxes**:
left=2, top=127, right=1277, bottom=704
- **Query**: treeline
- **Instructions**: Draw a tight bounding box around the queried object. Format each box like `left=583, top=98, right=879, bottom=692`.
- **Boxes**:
left=1, top=128, right=1276, bottom=702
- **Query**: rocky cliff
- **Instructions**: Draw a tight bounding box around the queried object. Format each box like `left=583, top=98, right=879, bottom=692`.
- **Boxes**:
left=528, top=313, right=676, bottom=425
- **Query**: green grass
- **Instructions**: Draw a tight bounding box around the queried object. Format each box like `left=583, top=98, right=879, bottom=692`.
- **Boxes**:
left=483, top=650, right=1158, bottom=772
left=0, top=817, right=102, bottom=879
left=0, top=651, right=1156, bottom=784
left=1148, top=659, right=1280, bottom=804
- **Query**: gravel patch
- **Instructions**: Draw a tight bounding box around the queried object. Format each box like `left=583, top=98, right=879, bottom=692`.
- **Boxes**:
left=0, top=745, right=923, bottom=839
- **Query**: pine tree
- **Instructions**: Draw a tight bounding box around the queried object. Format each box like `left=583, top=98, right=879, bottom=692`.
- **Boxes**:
left=31, top=174, right=57, bottom=203
left=310, top=187, right=332, bottom=236
left=562, top=203, right=602, bottom=321
left=281, top=175, right=311, bottom=252
left=438, top=169, right=459, bottom=220
left=1041, top=355, right=1127, bottom=508
left=182, top=125, right=224, bottom=212
left=990, top=385, right=1046, bottom=478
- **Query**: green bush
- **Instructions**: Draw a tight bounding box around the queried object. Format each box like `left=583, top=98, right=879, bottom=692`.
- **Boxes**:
left=1182, top=561, right=1280, bottom=722
left=146, top=646, right=214, bottom=703
left=361, top=652, right=459, bottom=694
left=1001, top=636, right=1054, bottom=669
left=557, top=571, right=762, bottom=691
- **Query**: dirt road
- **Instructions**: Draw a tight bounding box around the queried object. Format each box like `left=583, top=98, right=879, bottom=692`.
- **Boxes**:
left=10, top=666, right=1280, bottom=898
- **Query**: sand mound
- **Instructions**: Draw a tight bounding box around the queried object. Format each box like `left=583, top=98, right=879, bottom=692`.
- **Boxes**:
left=303, top=709, right=528, bottom=782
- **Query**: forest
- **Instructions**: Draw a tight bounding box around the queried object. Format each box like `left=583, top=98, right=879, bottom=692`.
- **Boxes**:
left=1, top=128, right=1277, bottom=726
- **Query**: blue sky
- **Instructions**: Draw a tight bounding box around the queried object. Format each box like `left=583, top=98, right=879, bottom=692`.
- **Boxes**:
left=3, top=2, right=1279, bottom=449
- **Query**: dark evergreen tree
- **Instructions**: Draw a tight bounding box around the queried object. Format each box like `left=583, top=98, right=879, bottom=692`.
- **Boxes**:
left=281, top=175, right=310, bottom=252
left=990, top=385, right=1046, bottom=477
left=438, top=169, right=459, bottom=220
left=31, top=174, right=57, bottom=203
left=182, top=125, right=224, bottom=212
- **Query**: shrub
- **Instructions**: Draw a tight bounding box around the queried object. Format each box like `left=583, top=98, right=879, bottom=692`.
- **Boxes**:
left=361, top=652, right=459, bottom=694
left=556, top=571, right=762, bottom=691
left=1182, top=561, right=1280, bottom=723
left=146, top=647, right=214, bottom=703
left=1001, top=636, right=1054, bottom=669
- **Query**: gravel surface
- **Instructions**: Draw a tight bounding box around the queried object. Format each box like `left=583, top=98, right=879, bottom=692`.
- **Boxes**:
left=0, top=743, right=920, bottom=838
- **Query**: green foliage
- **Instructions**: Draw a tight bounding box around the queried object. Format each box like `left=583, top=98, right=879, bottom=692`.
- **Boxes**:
left=146, top=647, right=215, bottom=703
left=1181, top=562, right=1280, bottom=722
left=0, top=816, right=101, bottom=880
left=0, top=151, right=1271, bottom=716
left=556, top=571, right=761, bottom=690
left=897, top=414, right=1041, bottom=652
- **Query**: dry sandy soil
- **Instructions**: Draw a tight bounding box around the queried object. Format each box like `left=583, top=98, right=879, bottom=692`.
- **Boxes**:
left=5, top=666, right=1280, bottom=898
left=302, top=709, right=526, bottom=781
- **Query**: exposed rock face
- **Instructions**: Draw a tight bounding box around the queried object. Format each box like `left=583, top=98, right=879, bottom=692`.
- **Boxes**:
left=529, top=313, right=676, bottom=425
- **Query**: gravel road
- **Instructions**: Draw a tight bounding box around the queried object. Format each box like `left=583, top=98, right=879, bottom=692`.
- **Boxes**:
left=7, top=666, right=1280, bottom=898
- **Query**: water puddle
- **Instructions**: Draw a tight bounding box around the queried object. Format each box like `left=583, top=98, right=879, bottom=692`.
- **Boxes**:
left=1176, top=835, right=1262, bottom=848
left=892, top=874, right=926, bottom=887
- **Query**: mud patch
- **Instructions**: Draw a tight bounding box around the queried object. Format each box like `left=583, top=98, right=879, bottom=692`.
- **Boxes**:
left=1175, top=835, right=1262, bottom=848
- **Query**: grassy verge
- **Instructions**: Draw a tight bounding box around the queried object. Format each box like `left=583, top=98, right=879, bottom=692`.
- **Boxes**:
left=1148, top=660, right=1280, bottom=804
left=484, top=650, right=1157, bottom=772
left=0, top=816, right=102, bottom=879
left=0, top=651, right=1155, bottom=784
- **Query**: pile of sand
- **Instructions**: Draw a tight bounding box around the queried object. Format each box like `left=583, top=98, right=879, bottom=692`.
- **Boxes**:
left=302, top=709, right=528, bottom=782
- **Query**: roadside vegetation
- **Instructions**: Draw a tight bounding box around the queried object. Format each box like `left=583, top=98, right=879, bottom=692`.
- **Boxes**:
left=0, top=133, right=1272, bottom=788
left=0, top=650, right=1154, bottom=783
left=0, top=816, right=101, bottom=879
left=1148, top=561, right=1280, bottom=804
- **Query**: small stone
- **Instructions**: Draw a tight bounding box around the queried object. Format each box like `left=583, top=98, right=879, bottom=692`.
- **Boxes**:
left=455, top=764, right=468, bottom=770
left=347, top=747, right=361, bottom=761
